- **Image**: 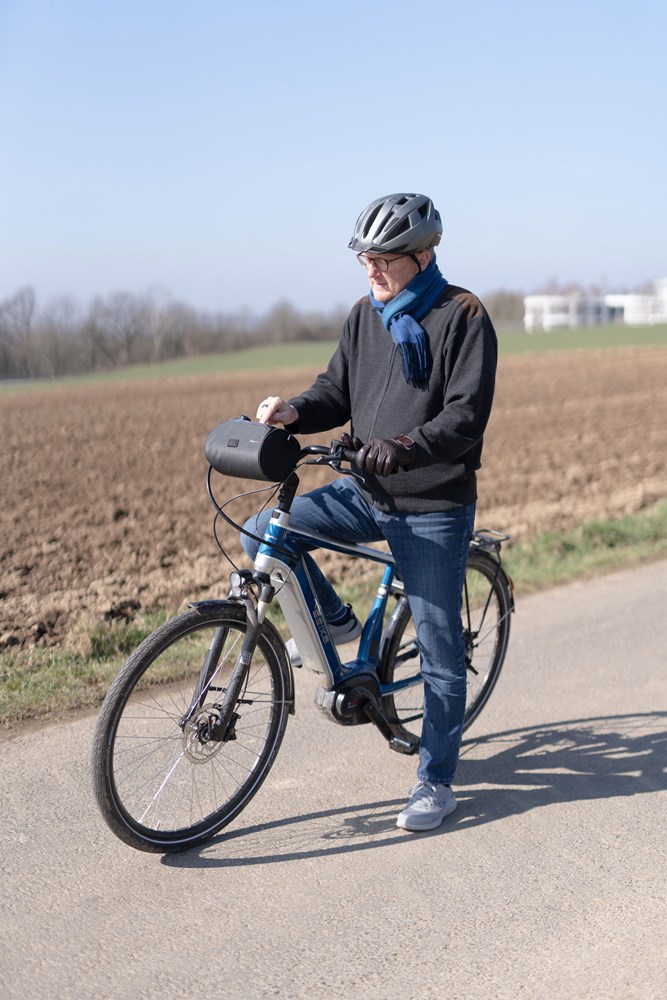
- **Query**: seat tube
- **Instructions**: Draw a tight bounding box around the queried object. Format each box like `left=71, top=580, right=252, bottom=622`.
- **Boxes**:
left=357, top=563, right=395, bottom=663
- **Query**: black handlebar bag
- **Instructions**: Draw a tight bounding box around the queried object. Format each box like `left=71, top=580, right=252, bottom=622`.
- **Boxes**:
left=204, top=418, right=300, bottom=482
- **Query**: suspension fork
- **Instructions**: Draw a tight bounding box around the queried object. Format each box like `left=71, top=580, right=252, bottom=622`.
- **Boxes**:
left=205, top=596, right=263, bottom=741
left=178, top=623, right=232, bottom=729
left=178, top=594, right=262, bottom=738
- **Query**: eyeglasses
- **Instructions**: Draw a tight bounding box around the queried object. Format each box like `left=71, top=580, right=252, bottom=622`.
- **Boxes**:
left=356, top=253, right=408, bottom=272
left=356, top=252, right=420, bottom=272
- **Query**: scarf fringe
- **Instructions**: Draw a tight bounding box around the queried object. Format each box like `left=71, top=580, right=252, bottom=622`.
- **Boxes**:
left=397, top=340, right=430, bottom=389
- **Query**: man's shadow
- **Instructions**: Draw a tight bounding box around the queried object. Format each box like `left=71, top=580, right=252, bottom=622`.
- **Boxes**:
left=454, top=710, right=665, bottom=828
left=162, top=711, right=666, bottom=869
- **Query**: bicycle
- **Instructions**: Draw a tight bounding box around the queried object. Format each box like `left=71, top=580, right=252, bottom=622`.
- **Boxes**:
left=92, top=417, right=514, bottom=852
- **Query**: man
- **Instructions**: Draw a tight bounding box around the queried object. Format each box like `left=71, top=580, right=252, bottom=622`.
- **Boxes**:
left=245, top=192, right=497, bottom=831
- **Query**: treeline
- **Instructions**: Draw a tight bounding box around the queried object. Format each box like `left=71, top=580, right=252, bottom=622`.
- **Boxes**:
left=0, top=286, right=351, bottom=380
left=0, top=285, right=526, bottom=380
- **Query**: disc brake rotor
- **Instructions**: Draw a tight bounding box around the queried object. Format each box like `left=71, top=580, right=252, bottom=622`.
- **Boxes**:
left=182, top=706, right=226, bottom=763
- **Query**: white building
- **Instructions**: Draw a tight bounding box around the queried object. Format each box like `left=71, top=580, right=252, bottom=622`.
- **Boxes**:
left=523, top=279, right=667, bottom=332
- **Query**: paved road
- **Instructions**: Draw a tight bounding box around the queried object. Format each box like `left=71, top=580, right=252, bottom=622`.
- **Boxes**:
left=1, top=561, right=666, bottom=1000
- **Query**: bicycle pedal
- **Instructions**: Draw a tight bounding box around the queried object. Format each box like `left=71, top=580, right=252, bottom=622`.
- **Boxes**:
left=389, top=734, right=420, bottom=756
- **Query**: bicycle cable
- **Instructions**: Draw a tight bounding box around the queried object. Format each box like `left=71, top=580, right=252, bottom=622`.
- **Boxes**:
left=206, top=452, right=354, bottom=573
left=206, top=466, right=297, bottom=566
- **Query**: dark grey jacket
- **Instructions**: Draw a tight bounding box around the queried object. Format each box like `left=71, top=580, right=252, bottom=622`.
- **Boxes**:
left=288, top=285, right=498, bottom=512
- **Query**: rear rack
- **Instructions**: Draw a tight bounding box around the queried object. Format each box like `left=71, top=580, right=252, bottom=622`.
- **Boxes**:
left=470, top=529, right=511, bottom=553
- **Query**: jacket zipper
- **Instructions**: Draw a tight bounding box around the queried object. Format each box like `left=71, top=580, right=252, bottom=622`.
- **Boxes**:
left=367, top=345, right=398, bottom=439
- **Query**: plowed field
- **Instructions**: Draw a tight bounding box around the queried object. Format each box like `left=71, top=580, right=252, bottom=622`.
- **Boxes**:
left=2, top=345, right=667, bottom=651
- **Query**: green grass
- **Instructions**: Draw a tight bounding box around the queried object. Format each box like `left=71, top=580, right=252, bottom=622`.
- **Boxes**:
left=0, top=609, right=170, bottom=731
left=0, top=341, right=341, bottom=394
left=497, top=323, right=667, bottom=354
left=503, top=499, right=667, bottom=591
left=2, top=500, right=666, bottom=735
left=3, top=324, right=667, bottom=395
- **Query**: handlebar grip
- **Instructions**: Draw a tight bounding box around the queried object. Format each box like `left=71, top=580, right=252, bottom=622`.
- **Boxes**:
left=341, top=447, right=360, bottom=464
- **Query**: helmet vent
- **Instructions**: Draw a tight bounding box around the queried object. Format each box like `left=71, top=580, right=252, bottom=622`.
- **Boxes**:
left=363, top=204, right=383, bottom=237
left=386, top=217, right=410, bottom=240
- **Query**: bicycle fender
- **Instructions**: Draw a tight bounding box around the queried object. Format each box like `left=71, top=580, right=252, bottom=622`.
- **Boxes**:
left=188, top=599, right=244, bottom=615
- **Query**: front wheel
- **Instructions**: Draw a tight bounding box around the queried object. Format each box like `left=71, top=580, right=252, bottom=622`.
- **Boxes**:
left=378, top=551, right=513, bottom=743
left=92, top=603, right=292, bottom=853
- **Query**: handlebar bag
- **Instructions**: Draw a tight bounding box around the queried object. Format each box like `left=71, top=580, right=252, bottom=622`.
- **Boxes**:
left=204, top=417, right=300, bottom=482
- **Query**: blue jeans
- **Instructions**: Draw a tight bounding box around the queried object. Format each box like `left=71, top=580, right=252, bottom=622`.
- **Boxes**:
left=242, top=478, right=475, bottom=786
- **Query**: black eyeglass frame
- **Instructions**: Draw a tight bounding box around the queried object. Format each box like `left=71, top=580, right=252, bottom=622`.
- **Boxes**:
left=356, top=252, right=422, bottom=273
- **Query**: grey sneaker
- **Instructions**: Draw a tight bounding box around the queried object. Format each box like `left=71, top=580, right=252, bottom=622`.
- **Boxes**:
left=286, top=607, right=362, bottom=667
left=396, top=781, right=457, bottom=831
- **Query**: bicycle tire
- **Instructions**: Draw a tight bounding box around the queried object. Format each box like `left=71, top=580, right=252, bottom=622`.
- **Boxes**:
left=92, top=603, right=292, bottom=853
left=378, top=550, right=512, bottom=742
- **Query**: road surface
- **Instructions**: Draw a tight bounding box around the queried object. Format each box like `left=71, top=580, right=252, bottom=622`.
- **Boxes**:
left=1, top=560, right=665, bottom=999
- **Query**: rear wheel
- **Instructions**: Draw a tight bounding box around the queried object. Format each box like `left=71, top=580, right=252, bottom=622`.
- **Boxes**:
left=378, top=551, right=512, bottom=742
left=92, top=604, right=291, bottom=853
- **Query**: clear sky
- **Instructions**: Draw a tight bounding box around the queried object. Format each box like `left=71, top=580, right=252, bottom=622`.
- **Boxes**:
left=1, top=0, right=665, bottom=316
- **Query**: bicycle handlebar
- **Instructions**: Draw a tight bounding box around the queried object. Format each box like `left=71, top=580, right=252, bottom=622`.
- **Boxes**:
left=299, top=441, right=360, bottom=467
left=300, top=439, right=415, bottom=475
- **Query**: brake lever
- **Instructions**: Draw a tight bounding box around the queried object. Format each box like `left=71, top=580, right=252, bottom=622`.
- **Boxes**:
left=303, top=452, right=365, bottom=482
left=338, top=466, right=365, bottom=482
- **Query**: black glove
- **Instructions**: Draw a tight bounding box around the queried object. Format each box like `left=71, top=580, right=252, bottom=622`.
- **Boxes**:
left=356, top=436, right=416, bottom=477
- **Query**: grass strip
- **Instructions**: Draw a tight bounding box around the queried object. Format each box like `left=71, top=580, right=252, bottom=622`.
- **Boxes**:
left=2, top=324, right=667, bottom=395
left=1, top=501, right=666, bottom=734
left=503, top=500, right=667, bottom=591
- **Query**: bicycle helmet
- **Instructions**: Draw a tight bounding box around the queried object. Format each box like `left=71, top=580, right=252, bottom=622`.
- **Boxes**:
left=348, top=193, right=443, bottom=254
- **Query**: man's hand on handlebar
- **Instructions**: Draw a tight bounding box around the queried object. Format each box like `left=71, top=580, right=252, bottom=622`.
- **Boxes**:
left=339, top=432, right=363, bottom=453
left=257, top=396, right=299, bottom=426
left=339, top=432, right=416, bottom=476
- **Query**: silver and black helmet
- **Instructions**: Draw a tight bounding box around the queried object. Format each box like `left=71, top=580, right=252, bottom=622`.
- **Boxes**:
left=348, top=193, right=443, bottom=254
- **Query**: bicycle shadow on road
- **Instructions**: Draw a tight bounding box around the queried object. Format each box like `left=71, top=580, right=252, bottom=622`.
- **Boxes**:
left=455, top=709, right=666, bottom=830
left=162, top=711, right=666, bottom=869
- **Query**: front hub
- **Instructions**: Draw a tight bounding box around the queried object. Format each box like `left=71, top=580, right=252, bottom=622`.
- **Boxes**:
left=182, top=705, right=238, bottom=762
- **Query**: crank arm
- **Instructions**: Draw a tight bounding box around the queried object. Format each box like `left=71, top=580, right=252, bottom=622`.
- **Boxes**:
left=361, top=698, right=420, bottom=755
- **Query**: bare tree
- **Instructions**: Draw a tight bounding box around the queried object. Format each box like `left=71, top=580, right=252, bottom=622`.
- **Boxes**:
left=0, top=286, right=36, bottom=376
left=34, top=295, right=82, bottom=375
left=96, top=292, right=150, bottom=365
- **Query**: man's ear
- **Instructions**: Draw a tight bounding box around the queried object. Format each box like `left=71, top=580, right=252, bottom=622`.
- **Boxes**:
left=417, top=249, right=432, bottom=270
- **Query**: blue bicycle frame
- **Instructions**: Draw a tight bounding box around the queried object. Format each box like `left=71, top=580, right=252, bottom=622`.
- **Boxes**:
left=252, top=504, right=414, bottom=698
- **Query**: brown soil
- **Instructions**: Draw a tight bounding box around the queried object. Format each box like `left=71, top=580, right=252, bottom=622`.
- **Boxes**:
left=2, top=346, right=666, bottom=652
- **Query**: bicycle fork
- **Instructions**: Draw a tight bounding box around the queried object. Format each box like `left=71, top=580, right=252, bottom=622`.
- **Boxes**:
left=179, top=594, right=261, bottom=744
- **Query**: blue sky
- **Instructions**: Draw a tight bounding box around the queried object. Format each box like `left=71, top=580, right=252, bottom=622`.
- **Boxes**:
left=1, top=0, right=665, bottom=315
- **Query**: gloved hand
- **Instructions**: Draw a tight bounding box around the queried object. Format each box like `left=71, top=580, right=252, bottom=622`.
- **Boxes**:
left=356, top=436, right=415, bottom=477
left=339, top=432, right=363, bottom=452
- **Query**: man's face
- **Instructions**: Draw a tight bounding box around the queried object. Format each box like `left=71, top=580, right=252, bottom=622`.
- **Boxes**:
left=362, top=251, right=431, bottom=302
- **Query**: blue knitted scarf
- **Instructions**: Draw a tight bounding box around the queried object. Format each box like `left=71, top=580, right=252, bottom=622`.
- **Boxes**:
left=369, top=255, right=448, bottom=389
